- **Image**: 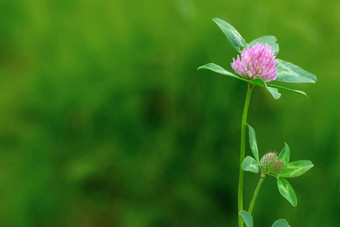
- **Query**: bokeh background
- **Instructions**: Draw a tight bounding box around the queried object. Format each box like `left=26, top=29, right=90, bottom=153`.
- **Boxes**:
left=0, top=0, right=339, bottom=226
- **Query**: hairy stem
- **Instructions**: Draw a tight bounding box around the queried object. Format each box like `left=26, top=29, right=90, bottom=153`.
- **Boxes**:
left=238, top=84, right=253, bottom=227
left=248, top=175, right=265, bottom=215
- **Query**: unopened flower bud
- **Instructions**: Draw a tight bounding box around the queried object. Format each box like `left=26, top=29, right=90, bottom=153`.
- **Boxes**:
left=260, top=152, right=283, bottom=176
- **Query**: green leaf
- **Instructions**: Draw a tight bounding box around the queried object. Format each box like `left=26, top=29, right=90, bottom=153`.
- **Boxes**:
left=278, top=143, right=290, bottom=165
left=267, top=84, right=307, bottom=98
left=276, top=59, right=317, bottom=83
left=266, top=86, right=281, bottom=99
left=250, top=78, right=281, bottom=99
left=242, top=156, right=259, bottom=173
left=249, top=36, right=279, bottom=55
left=212, top=18, right=247, bottom=52
left=248, top=125, right=259, bottom=161
left=277, top=177, right=297, bottom=207
left=197, top=63, right=248, bottom=82
left=272, top=219, right=291, bottom=227
left=250, top=78, right=266, bottom=86
left=280, top=160, right=313, bottom=178
left=239, top=210, right=253, bottom=227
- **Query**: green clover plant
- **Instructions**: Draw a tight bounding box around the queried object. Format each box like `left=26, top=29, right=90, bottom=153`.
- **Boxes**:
left=197, top=18, right=317, bottom=226
left=198, top=18, right=317, bottom=99
left=240, top=125, right=313, bottom=226
left=243, top=125, right=313, bottom=211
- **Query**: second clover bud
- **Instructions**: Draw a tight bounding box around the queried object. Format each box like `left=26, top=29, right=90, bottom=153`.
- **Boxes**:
left=260, top=152, right=283, bottom=177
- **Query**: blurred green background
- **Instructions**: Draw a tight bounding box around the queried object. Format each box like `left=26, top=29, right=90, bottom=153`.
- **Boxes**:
left=0, top=0, right=339, bottom=226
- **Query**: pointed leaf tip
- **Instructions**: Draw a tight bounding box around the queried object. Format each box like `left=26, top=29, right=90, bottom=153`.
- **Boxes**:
left=277, top=177, right=297, bottom=207
left=267, top=84, right=308, bottom=98
left=278, top=143, right=290, bottom=165
left=212, top=18, right=247, bottom=52
left=197, top=63, right=248, bottom=82
left=276, top=59, right=317, bottom=83
left=280, top=160, right=314, bottom=178
left=266, top=86, right=281, bottom=99
left=248, top=125, right=259, bottom=161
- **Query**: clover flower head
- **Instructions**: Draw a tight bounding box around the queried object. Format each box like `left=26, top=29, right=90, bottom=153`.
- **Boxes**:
left=231, top=43, right=278, bottom=82
left=260, top=152, right=283, bottom=175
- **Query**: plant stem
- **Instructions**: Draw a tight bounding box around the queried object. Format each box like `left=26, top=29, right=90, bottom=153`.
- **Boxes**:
left=238, top=83, right=253, bottom=227
left=248, top=175, right=265, bottom=215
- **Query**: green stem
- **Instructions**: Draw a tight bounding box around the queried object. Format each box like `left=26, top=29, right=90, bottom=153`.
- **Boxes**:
left=248, top=175, right=265, bottom=215
left=238, top=84, right=253, bottom=227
